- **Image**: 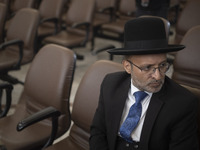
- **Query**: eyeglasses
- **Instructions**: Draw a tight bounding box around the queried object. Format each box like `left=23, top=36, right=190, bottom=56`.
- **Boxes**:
left=126, top=59, right=170, bottom=75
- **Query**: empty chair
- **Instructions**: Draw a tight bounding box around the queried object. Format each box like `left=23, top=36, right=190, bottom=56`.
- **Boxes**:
left=93, top=0, right=117, bottom=26
left=37, top=0, right=67, bottom=49
left=43, top=0, right=95, bottom=60
left=0, top=0, right=10, bottom=42
left=17, top=60, right=124, bottom=150
left=173, top=0, right=200, bottom=44
left=172, top=25, right=200, bottom=88
left=0, top=3, right=7, bottom=43
left=0, top=8, right=40, bottom=84
left=0, top=83, right=13, bottom=118
left=5, top=0, right=36, bottom=30
left=9, top=0, right=36, bottom=13
left=0, top=0, right=10, bottom=18
left=0, top=44, right=76, bottom=150
left=0, top=0, right=9, bottom=6
left=97, top=0, right=136, bottom=42
left=0, top=0, right=11, bottom=20
left=167, top=0, right=181, bottom=25
left=91, top=0, right=118, bottom=49
left=172, top=25, right=200, bottom=144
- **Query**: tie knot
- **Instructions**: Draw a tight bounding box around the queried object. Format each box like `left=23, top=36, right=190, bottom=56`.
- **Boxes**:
left=134, top=91, right=148, bottom=104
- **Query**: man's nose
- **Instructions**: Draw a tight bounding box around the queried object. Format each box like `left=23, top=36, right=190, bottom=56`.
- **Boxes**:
left=151, top=68, right=162, bottom=80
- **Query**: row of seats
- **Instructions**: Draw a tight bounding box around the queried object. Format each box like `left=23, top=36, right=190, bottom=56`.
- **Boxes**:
left=1, top=0, right=200, bottom=44
left=93, top=0, right=200, bottom=59
left=0, top=0, right=95, bottom=85
left=0, top=24, right=200, bottom=150
left=0, top=7, right=40, bottom=85
left=92, top=0, right=200, bottom=47
left=1, top=0, right=196, bottom=52
left=0, top=0, right=199, bottom=83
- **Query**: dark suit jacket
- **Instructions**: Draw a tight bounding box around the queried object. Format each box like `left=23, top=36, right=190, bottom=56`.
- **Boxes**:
left=90, top=71, right=199, bottom=150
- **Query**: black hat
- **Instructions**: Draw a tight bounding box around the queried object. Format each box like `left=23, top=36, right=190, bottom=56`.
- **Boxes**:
left=107, top=17, right=185, bottom=55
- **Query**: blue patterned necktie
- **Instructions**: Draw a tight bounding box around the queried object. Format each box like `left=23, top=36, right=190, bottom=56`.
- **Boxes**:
left=120, top=91, right=148, bottom=142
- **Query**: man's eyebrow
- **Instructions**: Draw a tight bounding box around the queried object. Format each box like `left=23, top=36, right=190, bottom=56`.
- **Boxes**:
left=159, top=59, right=168, bottom=65
left=140, top=59, right=168, bottom=67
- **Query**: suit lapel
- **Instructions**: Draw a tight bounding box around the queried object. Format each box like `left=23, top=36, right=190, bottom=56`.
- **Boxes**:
left=139, top=87, right=166, bottom=150
left=110, top=76, right=131, bottom=150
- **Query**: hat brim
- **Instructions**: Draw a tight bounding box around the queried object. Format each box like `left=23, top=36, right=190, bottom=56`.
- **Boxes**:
left=107, top=44, right=185, bottom=55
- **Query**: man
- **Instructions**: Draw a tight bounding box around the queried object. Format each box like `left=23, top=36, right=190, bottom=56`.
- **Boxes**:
left=89, top=17, right=199, bottom=150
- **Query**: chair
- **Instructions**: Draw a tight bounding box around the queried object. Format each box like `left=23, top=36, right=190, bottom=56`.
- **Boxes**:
left=0, top=44, right=76, bottom=150
left=167, top=0, right=181, bottom=25
left=0, top=0, right=11, bottom=19
left=0, top=0, right=9, bottom=6
left=0, top=3, right=7, bottom=43
left=17, top=60, right=124, bottom=150
left=4, top=0, right=37, bottom=30
left=93, top=0, right=117, bottom=26
left=91, top=0, right=118, bottom=49
left=43, top=0, right=95, bottom=60
left=9, top=0, right=36, bottom=13
left=172, top=25, right=200, bottom=144
left=0, top=8, right=40, bottom=84
left=0, top=83, right=13, bottom=118
left=37, top=0, right=68, bottom=50
left=173, top=0, right=200, bottom=44
left=96, top=0, right=137, bottom=42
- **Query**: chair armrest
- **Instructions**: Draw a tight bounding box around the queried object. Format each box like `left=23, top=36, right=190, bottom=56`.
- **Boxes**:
left=98, top=6, right=115, bottom=21
left=92, top=44, right=115, bottom=60
left=40, top=17, right=58, bottom=24
left=72, top=22, right=91, bottom=46
left=0, top=39, right=24, bottom=70
left=0, top=83, right=13, bottom=118
left=0, top=145, right=7, bottom=150
left=40, top=17, right=59, bottom=34
left=17, top=106, right=61, bottom=148
left=72, top=22, right=90, bottom=29
left=0, top=39, right=24, bottom=50
left=98, top=6, right=114, bottom=13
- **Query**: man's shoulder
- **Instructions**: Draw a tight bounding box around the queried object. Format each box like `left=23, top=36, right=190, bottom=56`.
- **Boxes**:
left=104, top=71, right=129, bottom=81
left=101, top=71, right=130, bottom=88
left=164, top=77, right=197, bottom=100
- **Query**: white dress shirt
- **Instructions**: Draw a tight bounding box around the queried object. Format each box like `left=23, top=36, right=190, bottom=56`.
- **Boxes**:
left=119, top=80, right=152, bottom=142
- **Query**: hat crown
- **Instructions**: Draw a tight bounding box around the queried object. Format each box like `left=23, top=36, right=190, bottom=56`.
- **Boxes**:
left=107, top=17, right=185, bottom=55
left=125, top=18, right=166, bottom=41
left=124, top=17, right=168, bottom=50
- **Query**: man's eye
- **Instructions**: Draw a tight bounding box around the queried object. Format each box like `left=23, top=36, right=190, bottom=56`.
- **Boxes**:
left=142, top=65, right=152, bottom=71
left=160, top=63, right=167, bottom=68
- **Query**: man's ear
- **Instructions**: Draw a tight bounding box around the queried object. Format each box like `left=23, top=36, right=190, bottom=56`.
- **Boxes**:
left=122, top=60, right=131, bottom=74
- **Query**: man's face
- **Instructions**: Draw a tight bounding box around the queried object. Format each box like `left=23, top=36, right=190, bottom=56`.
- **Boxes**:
left=123, top=53, right=168, bottom=93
